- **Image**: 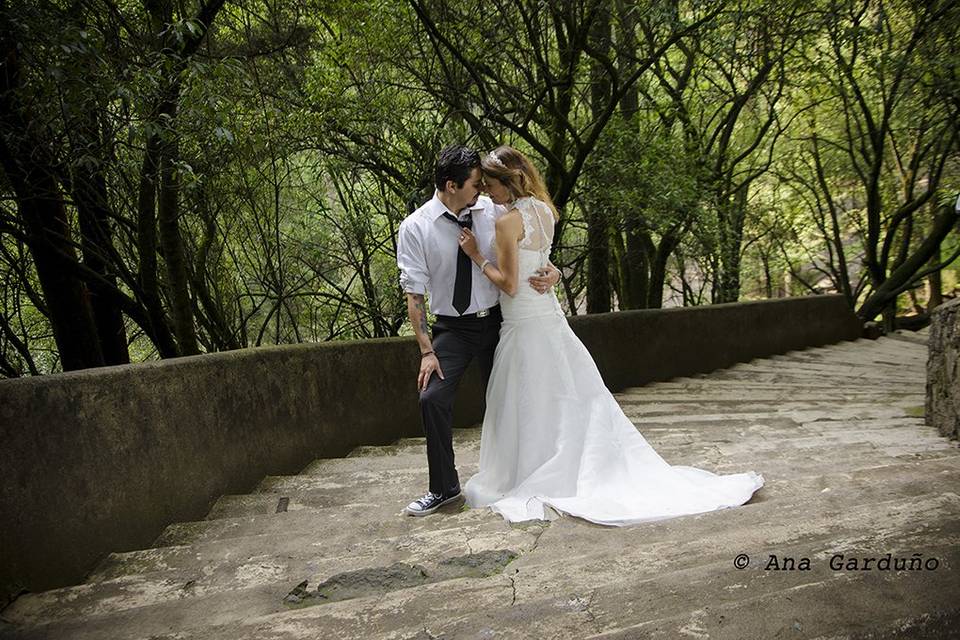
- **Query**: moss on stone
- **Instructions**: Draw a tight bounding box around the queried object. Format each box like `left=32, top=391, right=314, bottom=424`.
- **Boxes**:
left=904, top=406, right=925, bottom=418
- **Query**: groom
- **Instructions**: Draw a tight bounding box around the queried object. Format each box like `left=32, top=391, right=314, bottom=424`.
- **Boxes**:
left=396, top=144, right=561, bottom=516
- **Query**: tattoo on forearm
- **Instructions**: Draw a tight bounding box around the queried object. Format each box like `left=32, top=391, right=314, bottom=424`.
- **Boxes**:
left=418, top=309, right=428, bottom=337
left=412, top=295, right=429, bottom=337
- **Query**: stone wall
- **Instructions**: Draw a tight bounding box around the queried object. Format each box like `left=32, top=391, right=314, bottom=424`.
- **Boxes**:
left=926, top=297, right=960, bottom=440
left=0, top=295, right=862, bottom=596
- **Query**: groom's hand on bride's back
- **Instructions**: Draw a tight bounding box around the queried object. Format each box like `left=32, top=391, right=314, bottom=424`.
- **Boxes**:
left=419, top=353, right=444, bottom=392
left=528, top=265, right=561, bottom=295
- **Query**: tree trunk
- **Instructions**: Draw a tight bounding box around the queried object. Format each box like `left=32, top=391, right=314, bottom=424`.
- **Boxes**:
left=71, top=110, right=130, bottom=365
left=648, top=232, right=680, bottom=309
left=0, top=35, right=104, bottom=371
left=137, top=130, right=179, bottom=357
left=927, top=201, right=944, bottom=312
left=715, top=191, right=747, bottom=303
left=858, top=202, right=959, bottom=321
left=584, top=3, right=611, bottom=313
left=620, top=218, right=650, bottom=309
left=157, top=95, right=199, bottom=356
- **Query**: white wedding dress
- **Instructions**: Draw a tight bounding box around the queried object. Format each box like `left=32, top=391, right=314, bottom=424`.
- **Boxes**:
left=463, top=196, right=764, bottom=526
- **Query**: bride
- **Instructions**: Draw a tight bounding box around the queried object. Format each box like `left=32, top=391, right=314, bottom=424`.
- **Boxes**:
left=457, top=145, right=764, bottom=526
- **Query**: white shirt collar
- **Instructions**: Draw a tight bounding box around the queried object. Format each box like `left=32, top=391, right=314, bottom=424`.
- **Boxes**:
left=426, top=190, right=485, bottom=221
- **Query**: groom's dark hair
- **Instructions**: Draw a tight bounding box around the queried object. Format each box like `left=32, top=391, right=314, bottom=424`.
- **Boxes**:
left=435, top=144, right=481, bottom=191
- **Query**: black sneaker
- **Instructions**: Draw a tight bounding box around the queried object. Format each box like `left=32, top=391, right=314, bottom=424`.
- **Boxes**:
left=404, top=490, right=462, bottom=516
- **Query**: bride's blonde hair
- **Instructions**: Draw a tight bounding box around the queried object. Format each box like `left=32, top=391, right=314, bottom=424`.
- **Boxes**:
left=480, top=146, right=560, bottom=222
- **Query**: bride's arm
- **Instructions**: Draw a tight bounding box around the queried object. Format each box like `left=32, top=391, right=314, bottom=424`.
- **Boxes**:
left=460, top=213, right=521, bottom=297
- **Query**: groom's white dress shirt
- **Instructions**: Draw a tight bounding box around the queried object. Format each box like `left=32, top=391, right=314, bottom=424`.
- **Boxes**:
left=397, top=192, right=503, bottom=316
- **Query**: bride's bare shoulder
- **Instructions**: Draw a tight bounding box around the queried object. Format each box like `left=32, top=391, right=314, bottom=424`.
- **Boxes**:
left=496, top=208, right=522, bottom=227
left=495, top=208, right=524, bottom=239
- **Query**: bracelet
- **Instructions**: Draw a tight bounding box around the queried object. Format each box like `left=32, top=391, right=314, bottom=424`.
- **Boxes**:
left=479, top=259, right=490, bottom=272
left=421, top=350, right=435, bottom=358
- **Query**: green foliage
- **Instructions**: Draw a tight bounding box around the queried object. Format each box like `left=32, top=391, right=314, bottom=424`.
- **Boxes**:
left=0, top=0, right=957, bottom=375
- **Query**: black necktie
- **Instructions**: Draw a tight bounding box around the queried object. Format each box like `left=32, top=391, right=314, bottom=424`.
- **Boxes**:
left=443, top=211, right=473, bottom=315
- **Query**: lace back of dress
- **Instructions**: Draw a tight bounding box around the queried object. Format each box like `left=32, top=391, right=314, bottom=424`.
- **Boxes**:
left=516, top=197, right=554, bottom=266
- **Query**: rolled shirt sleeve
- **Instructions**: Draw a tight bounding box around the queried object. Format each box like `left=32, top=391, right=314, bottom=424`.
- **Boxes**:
left=396, top=220, right=429, bottom=295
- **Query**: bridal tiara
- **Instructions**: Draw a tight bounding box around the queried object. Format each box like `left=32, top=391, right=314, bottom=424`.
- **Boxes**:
left=486, top=151, right=507, bottom=170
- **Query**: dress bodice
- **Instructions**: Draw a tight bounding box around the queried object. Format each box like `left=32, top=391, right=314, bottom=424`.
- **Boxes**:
left=500, top=197, right=565, bottom=321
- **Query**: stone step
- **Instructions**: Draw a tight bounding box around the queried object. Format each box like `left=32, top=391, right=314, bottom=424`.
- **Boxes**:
left=769, top=342, right=926, bottom=362
left=155, top=456, right=960, bottom=549
left=617, top=399, right=924, bottom=415
left=725, top=358, right=924, bottom=375
left=13, top=493, right=955, bottom=640
left=627, top=411, right=928, bottom=430
left=703, top=371, right=922, bottom=386
left=504, top=539, right=958, bottom=640
left=308, top=417, right=947, bottom=474
left=120, top=456, right=957, bottom=590
left=193, top=437, right=959, bottom=522
left=618, top=383, right=924, bottom=395
left=342, top=411, right=933, bottom=459
left=43, top=450, right=956, bottom=629
left=881, top=332, right=930, bottom=347
left=709, top=359, right=924, bottom=376
left=569, top=539, right=959, bottom=639
left=770, top=349, right=926, bottom=367
left=258, top=423, right=949, bottom=495
left=2, top=516, right=542, bottom=628
left=468, top=497, right=960, bottom=639
left=306, top=416, right=936, bottom=486
left=200, top=445, right=949, bottom=519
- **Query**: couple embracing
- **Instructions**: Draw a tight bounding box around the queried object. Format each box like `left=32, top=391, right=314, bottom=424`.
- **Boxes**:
left=396, top=144, right=763, bottom=526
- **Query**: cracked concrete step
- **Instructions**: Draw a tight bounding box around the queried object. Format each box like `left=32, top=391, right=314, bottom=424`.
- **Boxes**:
left=573, top=540, right=960, bottom=639
left=0, top=573, right=507, bottom=640
left=34, top=453, right=957, bottom=630
left=484, top=496, right=960, bottom=639
left=123, top=457, right=960, bottom=589
left=1, top=516, right=542, bottom=630
left=153, top=456, right=960, bottom=549
left=24, top=493, right=957, bottom=640
left=576, top=547, right=958, bottom=639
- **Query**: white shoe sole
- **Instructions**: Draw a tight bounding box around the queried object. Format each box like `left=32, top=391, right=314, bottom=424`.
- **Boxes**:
left=404, top=493, right=462, bottom=516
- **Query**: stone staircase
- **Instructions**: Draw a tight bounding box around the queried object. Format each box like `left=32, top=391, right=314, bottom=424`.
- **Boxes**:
left=3, top=329, right=959, bottom=639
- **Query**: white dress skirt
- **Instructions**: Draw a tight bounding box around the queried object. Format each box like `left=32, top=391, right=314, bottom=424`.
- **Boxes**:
left=463, top=197, right=764, bottom=526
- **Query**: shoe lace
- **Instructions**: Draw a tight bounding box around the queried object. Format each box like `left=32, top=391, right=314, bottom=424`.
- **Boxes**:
left=415, top=491, right=439, bottom=507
